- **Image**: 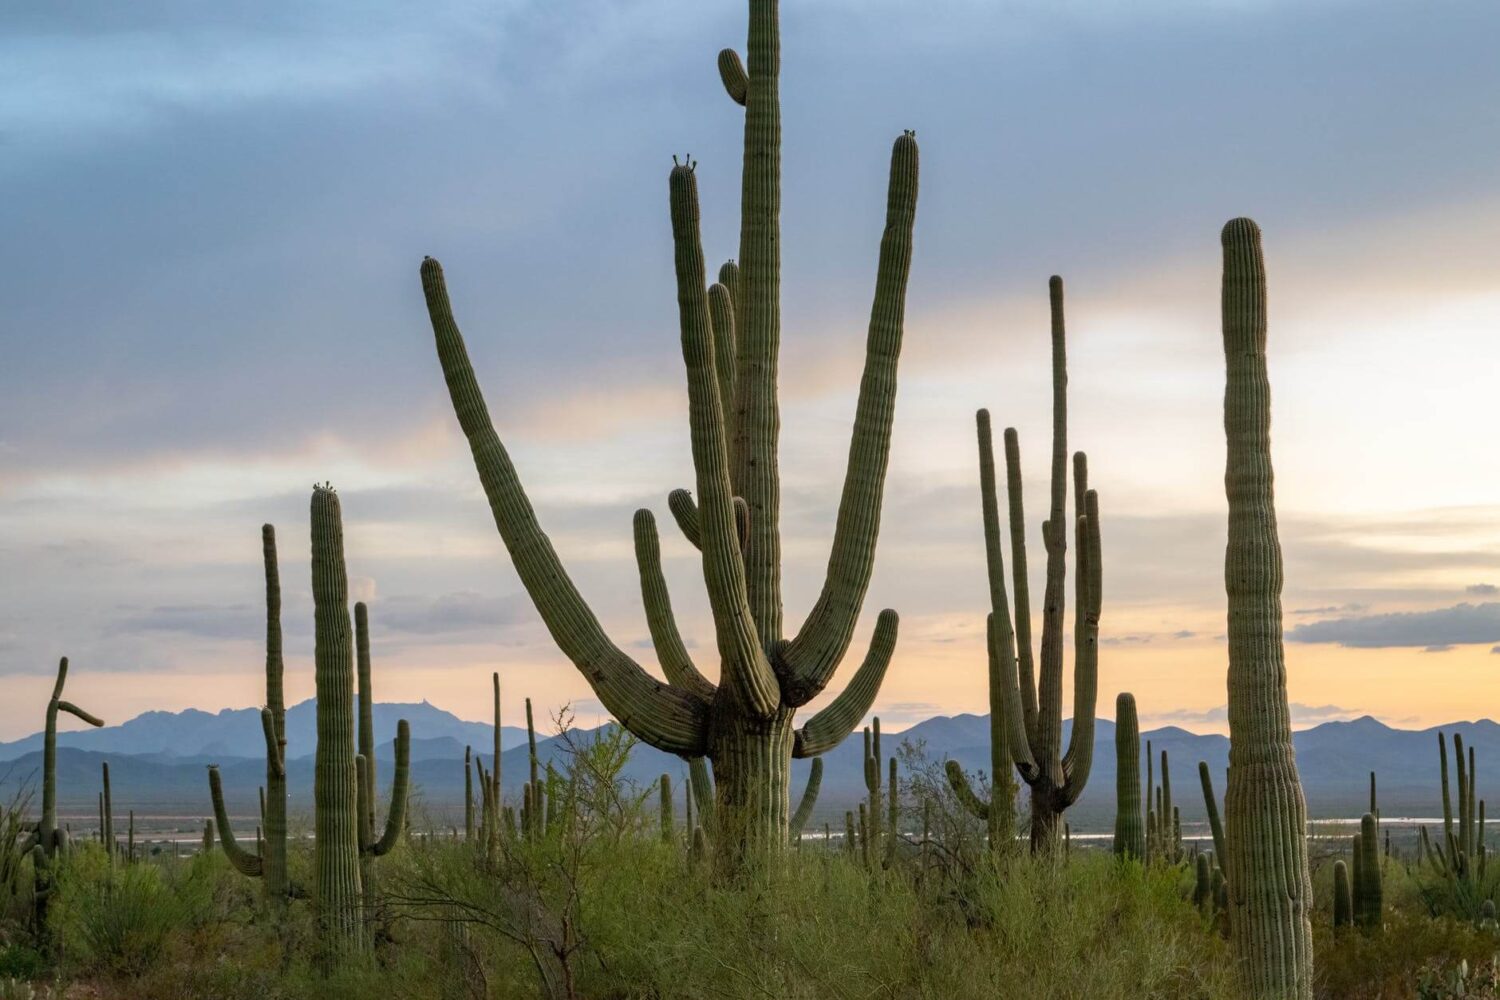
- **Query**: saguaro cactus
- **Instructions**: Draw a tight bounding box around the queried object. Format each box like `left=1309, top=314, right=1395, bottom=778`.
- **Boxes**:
left=1218, top=218, right=1314, bottom=998
left=954, top=281, right=1103, bottom=853
left=353, top=606, right=412, bottom=889
left=208, top=525, right=290, bottom=904
left=789, top=758, right=823, bottom=841
left=1420, top=731, right=1487, bottom=890
left=101, top=762, right=114, bottom=861
left=1332, top=861, right=1352, bottom=929
left=1113, top=693, right=1145, bottom=861
left=28, top=657, right=103, bottom=930
left=1354, top=812, right=1382, bottom=930
left=310, top=485, right=364, bottom=959
left=420, top=0, right=919, bottom=863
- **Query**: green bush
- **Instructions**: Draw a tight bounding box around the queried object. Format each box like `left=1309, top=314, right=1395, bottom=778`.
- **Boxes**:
left=51, top=850, right=190, bottom=977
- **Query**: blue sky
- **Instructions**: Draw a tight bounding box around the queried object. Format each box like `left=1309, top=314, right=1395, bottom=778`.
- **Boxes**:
left=3, top=0, right=1500, bottom=739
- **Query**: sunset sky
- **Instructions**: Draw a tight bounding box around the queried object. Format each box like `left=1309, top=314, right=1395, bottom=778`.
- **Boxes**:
left=4, top=0, right=1500, bottom=742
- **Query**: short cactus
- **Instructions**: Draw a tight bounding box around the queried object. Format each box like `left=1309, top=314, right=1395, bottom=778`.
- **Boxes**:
left=1218, top=218, right=1314, bottom=997
left=1112, top=693, right=1144, bottom=861
left=1333, top=860, right=1352, bottom=929
left=1354, top=813, right=1382, bottom=931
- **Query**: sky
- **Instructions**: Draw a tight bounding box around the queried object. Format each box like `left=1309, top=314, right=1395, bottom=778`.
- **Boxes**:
left=3, top=0, right=1500, bottom=742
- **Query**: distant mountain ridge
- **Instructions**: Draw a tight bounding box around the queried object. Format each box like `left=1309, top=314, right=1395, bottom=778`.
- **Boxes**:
left=0, top=702, right=1488, bottom=832
left=0, top=699, right=529, bottom=762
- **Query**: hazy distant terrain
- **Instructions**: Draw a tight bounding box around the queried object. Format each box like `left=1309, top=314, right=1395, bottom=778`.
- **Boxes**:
left=0, top=702, right=1479, bottom=829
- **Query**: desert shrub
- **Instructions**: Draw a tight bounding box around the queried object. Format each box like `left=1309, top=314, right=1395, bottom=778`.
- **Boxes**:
left=51, top=849, right=193, bottom=976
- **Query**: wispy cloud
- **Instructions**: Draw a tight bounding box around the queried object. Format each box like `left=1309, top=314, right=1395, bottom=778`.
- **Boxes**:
left=1287, top=602, right=1500, bottom=649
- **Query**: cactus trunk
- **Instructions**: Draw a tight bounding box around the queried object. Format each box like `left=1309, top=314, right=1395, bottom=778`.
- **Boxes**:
left=310, top=485, right=364, bottom=961
left=1114, top=693, right=1144, bottom=861
left=1219, top=218, right=1314, bottom=998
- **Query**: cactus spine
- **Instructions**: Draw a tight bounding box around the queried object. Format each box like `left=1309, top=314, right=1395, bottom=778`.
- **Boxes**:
left=421, top=0, right=919, bottom=865
left=1219, top=218, right=1314, bottom=998
left=1113, top=693, right=1145, bottom=861
left=208, top=524, right=289, bottom=904
left=310, top=485, right=364, bottom=960
left=956, top=283, right=1103, bottom=853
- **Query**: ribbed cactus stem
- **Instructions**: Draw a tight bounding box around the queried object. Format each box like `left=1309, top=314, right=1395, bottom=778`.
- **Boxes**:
left=1194, top=853, right=1213, bottom=910
left=464, top=746, right=474, bottom=842
left=490, top=672, right=502, bottom=847
left=356, top=602, right=376, bottom=842
left=102, top=762, right=114, bottom=861
left=789, top=758, right=822, bottom=840
left=310, top=485, right=364, bottom=960
left=1219, top=218, right=1314, bottom=997
left=1113, top=693, right=1144, bottom=861
left=660, top=773, right=675, bottom=842
left=1355, top=813, right=1381, bottom=930
left=885, top=756, right=899, bottom=865
left=1332, top=861, right=1352, bottom=929
left=39, top=657, right=103, bottom=861
left=203, top=819, right=214, bottom=853
left=208, top=766, right=263, bottom=877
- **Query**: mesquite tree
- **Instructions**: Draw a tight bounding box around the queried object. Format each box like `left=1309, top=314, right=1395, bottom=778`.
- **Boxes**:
left=1218, top=218, right=1314, bottom=997
left=419, top=0, right=919, bottom=863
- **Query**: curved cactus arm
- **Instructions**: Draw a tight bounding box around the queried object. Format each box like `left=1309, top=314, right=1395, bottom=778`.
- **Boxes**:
left=207, top=767, right=264, bottom=877
left=666, top=490, right=749, bottom=553
left=789, top=757, right=823, bottom=838
left=56, top=702, right=104, bottom=727
left=356, top=752, right=372, bottom=856
left=1198, top=761, right=1227, bottom=869
left=632, top=509, right=717, bottom=702
left=1000, top=428, right=1040, bottom=745
left=791, top=609, right=898, bottom=757
left=944, top=760, right=990, bottom=820
left=355, top=602, right=377, bottom=837
left=420, top=257, right=710, bottom=756
left=668, top=489, right=701, bottom=548
left=779, top=133, right=920, bottom=704
left=670, top=161, right=779, bottom=720
left=1061, top=487, right=1102, bottom=805
left=987, top=614, right=1038, bottom=780
left=688, top=757, right=715, bottom=825
left=260, top=709, right=285, bottom=778
left=716, top=48, right=748, bottom=105
left=369, top=720, right=410, bottom=857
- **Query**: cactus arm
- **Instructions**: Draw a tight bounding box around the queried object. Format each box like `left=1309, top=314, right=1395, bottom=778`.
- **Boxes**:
left=666, top=490, right=749, bottom=553
left=1439, top=731, right=1456, bottom=859
left=1198, top=761, right=1227, bottom=871
left=256, top=709, right=284, bottom=779
left=632, top=509, right=717, bottom=702
left=689, top=757, right=715, bottom=824
left=730, top=0, right=785, bottom=647
left=779, top=132, right=920, bottom=704
left=671, top=161, right=780, bottom=719
left=709, top=282, right=737, bottom=436
left=789, top=757, right=823, bottom=838
left=1034, top=278, right=1071, bottom=788
left=355, top=602, right=377, bottom=836
left=1000, top=428, right=1040, bottom=745
left=1061, top=486, right=1101, bottom=804
left=717, top=48, right=748, bottom=106
left=369, top=720, right=410, bottom=857
left=790, top=609, right=898, bottom=757
left=987, top=613, right=1038, bottom=779
left=491, top=672, right=502, bottom=817
left=420, top=258, right=710, bottom=756
left=56, top=702, right=104, bottom=727
left=207, top=766, right=264, bottom=877
left=1219, top=218, right=1314, bottom=996
left=944, top=760, right=990, bottom=820
left=668, top=489, right=702, bottom=548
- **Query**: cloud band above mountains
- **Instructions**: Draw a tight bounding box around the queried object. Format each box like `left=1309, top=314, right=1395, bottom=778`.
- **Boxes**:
left=1287, top=601, right=1500, bottom=649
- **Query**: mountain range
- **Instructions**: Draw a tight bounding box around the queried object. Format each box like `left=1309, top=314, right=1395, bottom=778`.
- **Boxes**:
left=0, top=702, right=1484, bottom=833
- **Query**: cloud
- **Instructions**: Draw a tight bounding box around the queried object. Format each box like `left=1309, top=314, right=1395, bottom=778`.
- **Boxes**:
left=1145, top=702, right=1362, bottom=726
left=375, top=592, right=529, bottom=636
left=1287, top=602, right=1500, bottom=649
left=1291, top=604, right=1367, bottom=617
left=1469, top=584, right=1499, bottom=595
left=109, top=603, right=262, bottom=640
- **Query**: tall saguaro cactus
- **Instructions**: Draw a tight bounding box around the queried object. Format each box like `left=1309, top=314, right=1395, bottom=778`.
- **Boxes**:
left=208, top=524, right=289, bottom=904
left=956, top=280, right=1103, bottom=852
left=419, top=0, right=919, bottom=863
left=353, top=606, right=411, bottom=900
left=1218, top=218, right=1314, bottom=998
left=311, top=485, right=364, bottom=960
